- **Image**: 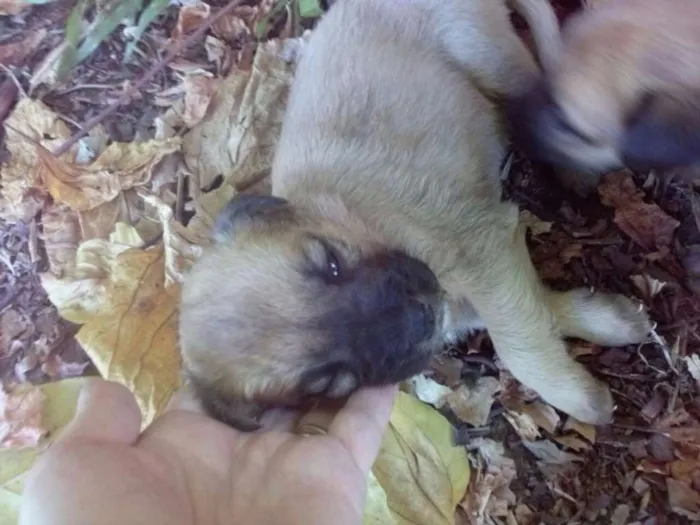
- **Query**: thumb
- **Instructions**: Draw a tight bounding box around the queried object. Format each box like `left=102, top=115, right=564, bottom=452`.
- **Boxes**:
left=55, top=378, right=142, bottom=445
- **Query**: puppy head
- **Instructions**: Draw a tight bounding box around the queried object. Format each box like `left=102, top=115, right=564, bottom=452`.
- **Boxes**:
left=179, top=194, right=444, bottom=430
left=507, top=0, right=700, bottom=173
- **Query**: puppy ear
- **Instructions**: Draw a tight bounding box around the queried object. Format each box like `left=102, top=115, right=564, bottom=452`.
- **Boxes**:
left=212, top=194, right=290, bottom=243
left=187, top=375, right=265, bottom=432
left=620, top=93, right=700, bottom=171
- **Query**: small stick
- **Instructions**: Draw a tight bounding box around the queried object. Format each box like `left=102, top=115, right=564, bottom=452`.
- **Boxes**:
left=52, top=0, right=244, bottom=157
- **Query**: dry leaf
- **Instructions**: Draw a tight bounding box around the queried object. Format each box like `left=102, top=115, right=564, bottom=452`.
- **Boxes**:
left=37, top=138, right=181, bottom=211
left=0, top=0, right=30, bottom=15
left=183, top=36, right=307, bottom=192
left=182, top=75, right=221, bottom=128
left=522, top=440, right=583, bottom=465
left=1, top=98, right=72, bottom=221
left=0, top=383, right=45, bottom=449
left=42, top=204, right=81, bottom=278
left=667, top=478, right=700, bottom=520
left=185, top=182, right=237, bottom=238
left=461, top=439, right=517, bottom=525
left=520, top=210, right=552, bottom=236
left=138, top=192, right=205, bottom=285
left=410, top=375, right=452, bottom=408
left=684, top=354, right=700, bottom=388
left=211, top=12, right=250, bottom=42
left=0, top=378, right=89, bottom=525
left=445, top=377, right=500, bottom=427
left=518, top=401, right=560, bottom=434
left=370, top=392, right=470, bottom=525
left=553, top=434, right=591, bottom=452
left=631, top=273, right=667, bottom=299
left=598, top=172, right=680, bottom=250
left=44, top=243, right=181, bottom=427
left=503, top=411, right=540, bottom=442
left=172, top=1, right=211, bottom=40
left=0, top=29, right=47, bottom=67
left=562, top=417, right=596, bottom=443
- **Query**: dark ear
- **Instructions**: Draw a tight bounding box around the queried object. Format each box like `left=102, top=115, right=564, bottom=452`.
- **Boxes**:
left=620, top=93, right=700, bottom=171
left=212, top=194, right=290, bottom=243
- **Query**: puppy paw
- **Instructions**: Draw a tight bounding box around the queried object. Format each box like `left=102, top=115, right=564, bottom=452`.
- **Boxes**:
left=300, top=367, right=359, bottom=399
left=559, top=288, right=653, bottom=347
left=537, top=375, right=614, bottom=426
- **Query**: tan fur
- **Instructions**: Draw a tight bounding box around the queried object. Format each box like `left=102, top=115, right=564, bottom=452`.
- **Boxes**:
left=179, top=0, right=652, bottom=429
left=508, top=0, right=700, bottom=191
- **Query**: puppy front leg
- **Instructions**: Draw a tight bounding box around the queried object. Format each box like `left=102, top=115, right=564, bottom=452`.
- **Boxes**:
left=450, top=208, right=614, bottom=425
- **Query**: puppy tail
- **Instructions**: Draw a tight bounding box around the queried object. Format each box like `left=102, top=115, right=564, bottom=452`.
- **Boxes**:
left=507, top=0, right=562, bottom=74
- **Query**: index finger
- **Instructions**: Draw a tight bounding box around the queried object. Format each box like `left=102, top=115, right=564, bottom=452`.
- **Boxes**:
left=327, top=384, right=398, bottom=475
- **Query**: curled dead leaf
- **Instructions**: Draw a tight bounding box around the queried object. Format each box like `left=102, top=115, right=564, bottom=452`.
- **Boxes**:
left=183, top=36, right=307, bottom=192
left=182, top=75, right=221, bottom=128
left=1, top=98, right=71, bottom=221
left=37, top=138, right=181, bottom=211
left=520, top=210, right=552, bottom=237
left=172, top=1, right=211, bottom=40
left=0, top=383, right=45, bottom=449
left=409, top=374, right=452, bottom=408
left=598, top=172, right=679, bottom=250
left=41, top=204, right=81, bottom=278
left=445, top=377, right=500, bottom=427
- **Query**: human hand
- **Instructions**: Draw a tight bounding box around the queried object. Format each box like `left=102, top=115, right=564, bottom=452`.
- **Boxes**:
left=20, top=379, right=397, bottom=525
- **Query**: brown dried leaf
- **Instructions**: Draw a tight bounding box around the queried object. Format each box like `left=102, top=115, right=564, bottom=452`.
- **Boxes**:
left=0, top=383, right=45, bottom=449
left=598, top=171, right=680, bottom=250
left=172, top=1, right=211, bottom=40
left=1, top=98, right=72, bottom=221
left=0, top=29, right=46, bottom=67
left=445, top=377, right=500, bottom=427
left=40, top=355, right=90, bottom=380
left=631, top=273, right=667, bottom=299
left=0, top=0, right=30, bottom=15
left=211, top=12, right=250, bottom=42
left=42, top=204, right=82, bottom=278
left=460, top=439, right=517, bottom=525
left=37, top=138, right=181, bottom=211
left=410, top=374, right=452, bottom=408
left=182, top=75, right=221, bottom=128
left=183, top=36, right=307, bottom=192
left=667, top=478, right=700, bottom=520
left=519, top=401, right=560, bottom=434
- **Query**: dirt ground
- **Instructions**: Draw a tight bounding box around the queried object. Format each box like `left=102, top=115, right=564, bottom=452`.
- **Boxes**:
left=2, top=1, right=700, bottom=523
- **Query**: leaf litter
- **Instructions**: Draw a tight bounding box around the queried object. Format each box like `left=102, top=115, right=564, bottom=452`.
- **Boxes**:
left=2, top=0, right=700, bottom=524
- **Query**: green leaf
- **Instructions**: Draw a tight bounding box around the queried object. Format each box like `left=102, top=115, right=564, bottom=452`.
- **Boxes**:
left=55, top=0, right=88, bottom=80
left=298, top=0, right=324, bottom=19
left=75, top=0, right=142, bottom=66
left=124, top=0, right=171, bottom=62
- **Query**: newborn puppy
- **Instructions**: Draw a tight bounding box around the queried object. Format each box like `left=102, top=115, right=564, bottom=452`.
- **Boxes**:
left=507, top=0, right=700, bottom=193
left=179, top=0, right=652, bottom=431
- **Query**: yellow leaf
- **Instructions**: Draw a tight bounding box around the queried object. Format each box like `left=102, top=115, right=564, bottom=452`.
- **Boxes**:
left=37, top=138, right=181, bottom=211
left=42, top=242, right=181, bottom=427
left=368, top=392, right=470, bottom=525
left=75, top=246, right=181, bottom=426
left=0, top=378, right=88, bottom=525
left=0, top=98, right=71, bottom=221
left=364, top=471, right=397, bottom=525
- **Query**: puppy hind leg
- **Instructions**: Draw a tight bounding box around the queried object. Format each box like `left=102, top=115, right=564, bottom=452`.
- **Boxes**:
left=451, top=208, right=614, bottom=424
left=432, top=0, right=539, bottom=99
left=548, top=288, right=653, bottom=347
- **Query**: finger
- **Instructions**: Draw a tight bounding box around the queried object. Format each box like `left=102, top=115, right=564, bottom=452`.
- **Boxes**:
left=56, top=379, right=141, bottom=445
left=327, top=384, right=398, bottom=474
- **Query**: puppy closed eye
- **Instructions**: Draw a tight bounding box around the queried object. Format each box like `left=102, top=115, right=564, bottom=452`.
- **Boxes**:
left=303, top=237, right=345, bottom=283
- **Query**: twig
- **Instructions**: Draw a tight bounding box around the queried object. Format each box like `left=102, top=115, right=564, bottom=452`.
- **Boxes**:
left=0, top=64, right=27, bottom=98
left=52, top=0, right=245, bottom=157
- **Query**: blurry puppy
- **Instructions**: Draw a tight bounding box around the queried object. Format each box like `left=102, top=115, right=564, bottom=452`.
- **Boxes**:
left=178, top=0, right=652, bottom=431
left=507, top=0, right=700, bottom=193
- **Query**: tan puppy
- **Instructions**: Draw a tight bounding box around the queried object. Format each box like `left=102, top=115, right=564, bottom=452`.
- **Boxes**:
left=507, top=0, right=700, bottom=191
left=178, top=0, right=652, bottom=431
